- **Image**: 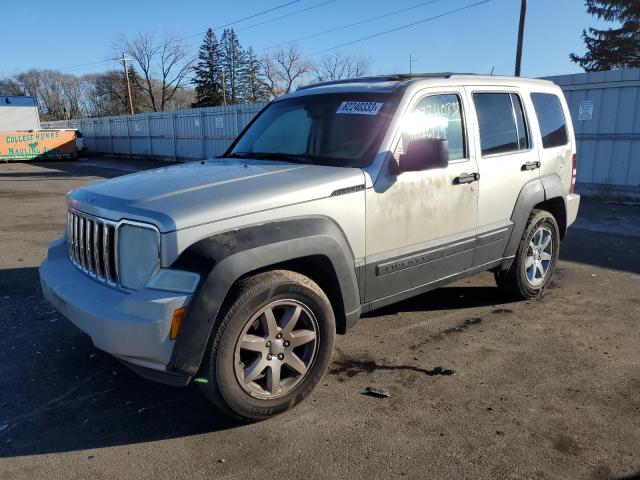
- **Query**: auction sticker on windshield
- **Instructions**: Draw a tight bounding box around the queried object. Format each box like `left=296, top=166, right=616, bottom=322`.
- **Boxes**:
left=336, top=101, right=384, bottom=115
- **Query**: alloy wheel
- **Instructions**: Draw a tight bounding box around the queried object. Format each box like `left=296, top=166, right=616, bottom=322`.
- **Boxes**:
left=233, top=299, right=319, bottom=399
left=525, top=225, right=554, bottom=287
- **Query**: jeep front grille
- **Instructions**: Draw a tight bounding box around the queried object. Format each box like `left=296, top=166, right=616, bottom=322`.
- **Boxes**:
left=67, top=210, right=119, bottom=286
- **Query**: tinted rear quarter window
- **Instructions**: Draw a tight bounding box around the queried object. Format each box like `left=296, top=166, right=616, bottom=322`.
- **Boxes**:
left=531, top=93, right=569, bottom=148
left=511, top=94, right=529, bottom=150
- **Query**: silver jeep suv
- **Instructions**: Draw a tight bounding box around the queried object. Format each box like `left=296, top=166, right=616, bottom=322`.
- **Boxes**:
left=40, top=74, right=580, bottom=420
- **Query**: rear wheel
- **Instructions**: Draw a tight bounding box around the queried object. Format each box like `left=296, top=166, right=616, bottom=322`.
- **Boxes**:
left=198, top=270, right=335, bottom=421
left=495, top=209, right=560, bottom=299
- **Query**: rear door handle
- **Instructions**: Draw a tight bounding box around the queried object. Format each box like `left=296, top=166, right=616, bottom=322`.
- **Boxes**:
left=454, top=172, right=480, bottom=185
left=522, top=161, right=540, bottom=171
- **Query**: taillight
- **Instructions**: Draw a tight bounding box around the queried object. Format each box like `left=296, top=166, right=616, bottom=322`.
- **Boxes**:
left=570, top=153, right=577, bottom=193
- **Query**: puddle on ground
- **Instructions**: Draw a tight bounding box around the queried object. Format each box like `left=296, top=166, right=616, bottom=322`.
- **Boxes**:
left=442, top=317, right=482, bottom=334
left=329, top=357, right=455, bottom=379
left=409, top=317, right=483, bottom=351
left=491, top=308, right=513, bottom=314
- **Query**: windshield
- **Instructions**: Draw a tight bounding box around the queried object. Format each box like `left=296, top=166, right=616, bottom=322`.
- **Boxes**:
left=226, top=92, right=399, bottom=167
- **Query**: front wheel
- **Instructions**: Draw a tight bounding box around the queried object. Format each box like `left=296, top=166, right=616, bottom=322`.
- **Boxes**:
left=198, top=270, right=335, bottom=421
left=495, top=209, right=560, bottom=299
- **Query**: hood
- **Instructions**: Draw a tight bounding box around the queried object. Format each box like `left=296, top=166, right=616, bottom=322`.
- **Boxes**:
left=68, top=159, right=366, bottom=232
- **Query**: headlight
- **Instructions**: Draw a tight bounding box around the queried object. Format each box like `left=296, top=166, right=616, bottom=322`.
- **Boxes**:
left=117, top=223, right=160, bottom=290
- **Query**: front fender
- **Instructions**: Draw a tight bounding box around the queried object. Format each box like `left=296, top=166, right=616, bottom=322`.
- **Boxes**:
left=167, top=217, right=361, bottom=377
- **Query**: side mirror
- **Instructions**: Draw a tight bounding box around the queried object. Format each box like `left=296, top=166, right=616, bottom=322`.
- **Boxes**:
left=390, top=138, right=449, bottom=174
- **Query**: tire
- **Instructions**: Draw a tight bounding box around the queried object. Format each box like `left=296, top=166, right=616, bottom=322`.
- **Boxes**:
left=495, top=209, right=560, bottom=300
left=198, top=270, right=335, bottom=421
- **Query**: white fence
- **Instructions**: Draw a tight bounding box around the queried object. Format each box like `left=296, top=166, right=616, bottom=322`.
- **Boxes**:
left=42, top=102, right=266, bottom=160
left=545, top=68, right=640, bottom=197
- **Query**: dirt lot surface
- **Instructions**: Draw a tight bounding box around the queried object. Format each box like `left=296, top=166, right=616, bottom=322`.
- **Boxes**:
left=0, top=158, right=639, bottom=480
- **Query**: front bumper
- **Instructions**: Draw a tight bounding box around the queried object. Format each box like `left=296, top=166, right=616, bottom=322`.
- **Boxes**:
left=40, top=236, right=193, bottom=376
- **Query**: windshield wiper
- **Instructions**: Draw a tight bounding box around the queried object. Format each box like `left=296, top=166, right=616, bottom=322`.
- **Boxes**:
left=225, top=152, right=253, bottom=159
left=227, top=152, right=313, bottom=164
left=257, top=152, right=313, bottom=164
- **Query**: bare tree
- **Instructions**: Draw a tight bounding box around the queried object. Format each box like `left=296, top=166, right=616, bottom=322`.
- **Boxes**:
left=167, top=87, right=196, bottom=110
left=14, top=70, right=40, bottom=98
left=0, top=78, right=25, bottom=96
left=261, top=54, right=282, bottom=98
left=83, top=72, right=121, bottom=116
left=115, top=32, right=194, bottom=111
left=261, top=46, right=311, bottom=97
left=311, top=52, right=372, bottom=82
left=61, top=74, right=83, bottom=119
left=82, top=70, right=145, bottom=117
left=15, top=69, right=68, bottom=120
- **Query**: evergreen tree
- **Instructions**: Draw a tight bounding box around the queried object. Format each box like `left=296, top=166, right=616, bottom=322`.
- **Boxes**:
left=192, top=28, right=223, bottom=107
left=220, top=29, right=244, bottom=104
left=239, top=47, right=269, bottom=103
left=570, top=0, right=640, bottom=71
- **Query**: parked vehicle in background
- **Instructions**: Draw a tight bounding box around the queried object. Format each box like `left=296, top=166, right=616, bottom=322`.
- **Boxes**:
left=75, top=130, right=86, bottom=152
left=40, top=73, right=580, bottom=420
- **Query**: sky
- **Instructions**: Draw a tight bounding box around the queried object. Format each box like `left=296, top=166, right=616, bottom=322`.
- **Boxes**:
left=0, top=0, right=610, bottom=80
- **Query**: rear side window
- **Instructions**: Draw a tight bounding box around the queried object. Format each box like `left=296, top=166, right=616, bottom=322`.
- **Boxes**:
left=512, top=95, right=529, bottom=150
left=473, top=93, right=529, bottom=156
left=531, top=93, right=569, bottom=148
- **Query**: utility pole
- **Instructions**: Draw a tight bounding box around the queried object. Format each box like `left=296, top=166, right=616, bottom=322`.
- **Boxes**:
left=250, top=70, right=257, bottom=102
left=122, top=53, right=134, bottom=115
left=409, top=53, right=418, bottom=74
left=514, top=0, right=527, bottom=76
left=221, top=69, right=227, bottom=106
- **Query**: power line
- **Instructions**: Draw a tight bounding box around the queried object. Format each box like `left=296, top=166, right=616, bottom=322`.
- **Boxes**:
left=42, top=0, right=493, bottom=77
left=308, top=0, right=493, bottom=56
left=237, top=0, right=335, bottom=33
left=180, top=0, right=304, bottom=41
left=261, top=0, right=445, bottom=52
left=51, top=59, right=117, bottom=73
left=184, top=0, right=337, bottom=50
left=56, top=0, right=308, bottom=72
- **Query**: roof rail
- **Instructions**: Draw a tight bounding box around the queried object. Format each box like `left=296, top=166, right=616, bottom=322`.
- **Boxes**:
left=297, top=73, right=474, bottom=91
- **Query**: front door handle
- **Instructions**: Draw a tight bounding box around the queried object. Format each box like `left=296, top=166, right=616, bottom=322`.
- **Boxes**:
left=522, top=161, right=540, bottom=171
left=454, top=172, right=480, bottom=185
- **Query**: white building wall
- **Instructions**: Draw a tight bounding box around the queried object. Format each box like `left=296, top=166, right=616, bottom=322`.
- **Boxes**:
left=0, top=96, right=40, bottom=131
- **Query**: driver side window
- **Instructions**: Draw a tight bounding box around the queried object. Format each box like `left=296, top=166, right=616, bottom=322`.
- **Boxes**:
left=395, top=93, right=466, bottom=161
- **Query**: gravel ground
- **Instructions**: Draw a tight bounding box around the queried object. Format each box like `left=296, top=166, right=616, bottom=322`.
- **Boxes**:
left=0, top=158, right=639, bottom=480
